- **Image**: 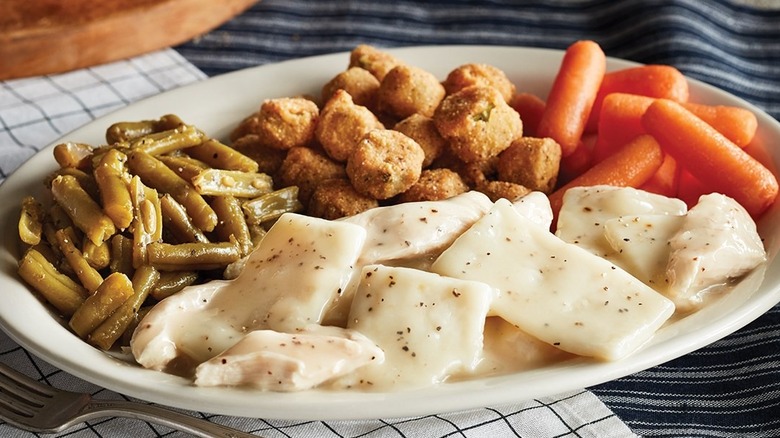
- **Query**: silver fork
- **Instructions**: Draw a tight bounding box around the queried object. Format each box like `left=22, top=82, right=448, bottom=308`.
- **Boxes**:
left=0, top=362, right=259, bottom=437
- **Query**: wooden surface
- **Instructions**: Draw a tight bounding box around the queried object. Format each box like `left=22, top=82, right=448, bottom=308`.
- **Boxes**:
left=0, top=0, right=259, bottom=80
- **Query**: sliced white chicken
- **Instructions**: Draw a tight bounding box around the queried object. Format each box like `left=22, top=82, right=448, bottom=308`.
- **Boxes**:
left=556, top=185, right=687, bottom=257
left=340, top=190, right=494, bottom=264
left=511, top=191, right=554, bottom=230
left=666, top=193, right=766, bottom=310
left=132, top=213, right=366, bottom=373
left=603, top=214, right=686, bottom=288
left=431, top=199, right=676, bottom=361
left=194, top=325, right=384, bottom=391
left=336, top=264, right=494, bottom=390
left=131, top=280, right=238, bottom=372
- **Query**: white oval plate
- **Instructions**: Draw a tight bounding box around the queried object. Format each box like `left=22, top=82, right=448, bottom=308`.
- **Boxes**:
left=1, top=46, right=779, bottom=420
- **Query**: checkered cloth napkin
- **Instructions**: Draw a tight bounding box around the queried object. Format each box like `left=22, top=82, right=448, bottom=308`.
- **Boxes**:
left=0, top=49, right=637, bottom=437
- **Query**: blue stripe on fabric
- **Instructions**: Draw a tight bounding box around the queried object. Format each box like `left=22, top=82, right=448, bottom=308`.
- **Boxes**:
left=593, top=305, right=780, bottom=436
left=175, top=0, right=780, bottom=121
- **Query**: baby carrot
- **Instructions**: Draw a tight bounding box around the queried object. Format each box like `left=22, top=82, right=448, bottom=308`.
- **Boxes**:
left=680, top=101, right=758, bottom=147
left=593, top=93, right=759, bottom=163
left=642, top=99, right=778, bottom=217
left=592, top=93, right=651, bottom=163
left=537, top=40, right=606, bottom=157
left=559, top=136, right=595, bottom=184
left=549, top=134, right=664, bottom=217
left=676, top=169, right=711, bottom=208
left=586, top=65, right=689, bottom=132
left=640, top=154, right=680, bottom=198
left=510, top=92, right=546, bottom=137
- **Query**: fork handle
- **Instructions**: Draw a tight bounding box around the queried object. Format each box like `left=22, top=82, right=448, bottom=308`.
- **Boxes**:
left=80, top=399, right=258, bottom=438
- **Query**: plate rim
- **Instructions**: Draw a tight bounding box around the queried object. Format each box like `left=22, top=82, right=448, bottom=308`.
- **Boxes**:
left=0, top=44, right=779, bottom=420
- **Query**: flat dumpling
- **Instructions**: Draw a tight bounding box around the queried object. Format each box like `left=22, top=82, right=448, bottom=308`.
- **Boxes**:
left=432, top=198, right=675, bottom=360
left=338, top=264, right=494, bottom=390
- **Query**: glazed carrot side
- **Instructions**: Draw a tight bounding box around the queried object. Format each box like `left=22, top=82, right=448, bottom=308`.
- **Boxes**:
left=536, top=40, right=606, bottom=157
left=585, top=64, right=689, bottom=132
left=549, top=134, right=664, bottom=217
left=510, top=92, right=546, bottom=137
left=681, top=101, right=758, bottom=147
left=642, top=99, right=778, bottom=217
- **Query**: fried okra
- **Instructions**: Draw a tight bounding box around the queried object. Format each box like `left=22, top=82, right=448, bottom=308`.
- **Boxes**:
left=346, top=129, right=425, bottom=200
left=276, top=146, right=347, bottom=206
left=477, top=180, right=531, bottom=202
left=397, top=168, right=468, bottom=203
left=307, top=179, right=379, bottom=220
left=255, top=97, right=319, bottom=150
left=497, top=137, right=562, bottom=194
left=322, top=67, right=380, bottom=110
left=443, top=63, right=516, bottom=103
left=316, top=89, right=384, bottom=162
left=393, top=114, right=446, bottom=168
left=229, top=97, right=318, bottom=151
left=433, top=86, right=523, bottom=163
left=348, top=44, right=403, bottom=81
left=377, top=64, right=446, bottom=119
left=447, top=157, right=500, bottom=189
left=230, top=112, right=263, bottom=143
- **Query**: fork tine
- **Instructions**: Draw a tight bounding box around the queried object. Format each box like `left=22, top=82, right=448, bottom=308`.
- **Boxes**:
left=0, top=363, right=54, bottom=400
left=0, top=363, right=53, bottom=417
left=0, top=362, right=260, bottom=437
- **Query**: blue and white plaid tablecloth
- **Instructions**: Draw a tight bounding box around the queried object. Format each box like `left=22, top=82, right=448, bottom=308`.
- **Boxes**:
left=1, top=1, right=778, bottom=436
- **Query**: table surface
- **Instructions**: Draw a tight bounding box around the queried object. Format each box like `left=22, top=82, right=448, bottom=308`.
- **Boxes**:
left=1, top=1, right=779, bottom=437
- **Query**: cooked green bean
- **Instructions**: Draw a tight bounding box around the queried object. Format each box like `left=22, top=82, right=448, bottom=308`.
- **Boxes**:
left=191, top=169, right=273, bottom=198
left=82, top=239, right=111, bottom=270
left=242, top=186, right=304, bottom=224
left=247, top=223, right=268, bottom=248
left=119, top=305, right=153, bottom=346
left=18, top=196, right=44, bottom=246
left=157, top=154, right=209, bottom=182
left=156, top=114, right=187, bottom=131
left=159, top=194, right=209, bottom=244
left=150, top=271, right=200, bottom=301
left=89, top=265, right=160, bottom=350
left=41, top=210, right=79, bottom=263
left=46, top=167, right=100, bottom=200
left=129, top=124, right=205, bottom=156
left=129, top=177, right=163, bottom=268
left=185, top=138, right=259, bottom=173
left=50, top=175, right=116, bottom=245
left=105, top=114, right=186, bottom=144
left=17, top=249, right=87, bottom=317
left=47, top=203, right=76, bottom=231
left=146, top=241, right=241, bottom=271
left=109, top=234, right=135, bottom=278
left=41, top=222, right=64, bottom=260
left=106, top=121, right=155, bottom=144
left=55, top=228, right=104, bottom=294
left=69, top=272, right=133, bottom=338
left=126, top=150, right=217, bottom=232
left=211, top=196, right=253, bottom=256
left=93, top=148, right=133, bottom=230
left=53, top=142, right=93, bottom=169
left=29, top=242, right=59, bottom=266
